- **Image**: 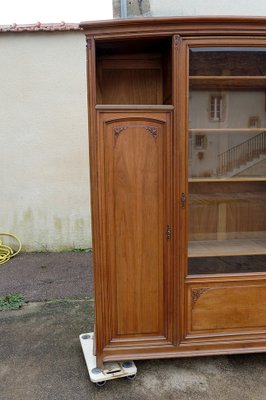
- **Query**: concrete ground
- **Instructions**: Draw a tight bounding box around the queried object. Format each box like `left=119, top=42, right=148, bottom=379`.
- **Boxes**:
left=1, top=253, right=266, bottom=400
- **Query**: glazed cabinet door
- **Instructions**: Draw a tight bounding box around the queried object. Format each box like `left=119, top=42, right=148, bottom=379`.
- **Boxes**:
left=183, top=38, right=266, bottom=346
left=94, top=110, right=173, bottom=359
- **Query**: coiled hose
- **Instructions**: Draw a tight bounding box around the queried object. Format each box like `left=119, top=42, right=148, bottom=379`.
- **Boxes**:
left=0, top=233, right=21, bottom=265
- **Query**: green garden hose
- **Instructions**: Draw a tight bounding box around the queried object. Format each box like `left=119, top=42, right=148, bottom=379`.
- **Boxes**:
left=0, top=233, right=21, bottom=265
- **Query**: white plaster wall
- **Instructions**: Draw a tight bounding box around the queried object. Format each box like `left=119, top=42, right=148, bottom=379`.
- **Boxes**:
left=0, top=32, right=91, bottom=251
left=149, top=0, right=266, bottom=16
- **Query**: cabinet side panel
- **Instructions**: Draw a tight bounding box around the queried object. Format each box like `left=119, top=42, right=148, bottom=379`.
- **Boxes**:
left=103, top=115, right=166, bottom=338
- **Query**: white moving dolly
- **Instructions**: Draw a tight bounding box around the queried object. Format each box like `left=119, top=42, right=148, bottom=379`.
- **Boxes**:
left=79, top=333, right=137, bottom=386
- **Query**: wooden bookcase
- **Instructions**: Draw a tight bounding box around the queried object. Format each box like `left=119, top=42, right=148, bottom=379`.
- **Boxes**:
left=80, top=17, right=266, bottom=367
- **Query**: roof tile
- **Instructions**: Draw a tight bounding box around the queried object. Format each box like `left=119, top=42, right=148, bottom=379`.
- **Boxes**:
left=0, top=22, right=81, bottom=33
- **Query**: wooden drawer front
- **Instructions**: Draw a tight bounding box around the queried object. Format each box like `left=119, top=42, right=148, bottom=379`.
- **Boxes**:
left=187, top=282, right=266, bottom=335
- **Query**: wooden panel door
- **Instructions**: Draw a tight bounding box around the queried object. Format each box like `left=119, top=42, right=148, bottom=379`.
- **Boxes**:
left=95, top=110, right=173, bottom=359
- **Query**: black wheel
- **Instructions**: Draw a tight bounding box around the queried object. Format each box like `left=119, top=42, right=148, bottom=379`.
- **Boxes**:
left=126, top=374, right=136, bottom=381
left=96, top=381, right=106, bottom=387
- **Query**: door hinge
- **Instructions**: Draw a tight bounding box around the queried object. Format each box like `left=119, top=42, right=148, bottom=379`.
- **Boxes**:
left=166, top=224, right=171, bottom=240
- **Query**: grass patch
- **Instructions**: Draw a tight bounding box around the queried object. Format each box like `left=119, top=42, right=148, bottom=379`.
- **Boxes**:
left=0, top=293, right=25, bottom=311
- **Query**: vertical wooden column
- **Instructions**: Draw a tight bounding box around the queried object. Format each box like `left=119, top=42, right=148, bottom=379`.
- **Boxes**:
left=172, top=35, right=188, bottom=344
left=86, top=36, right=105, bottom=367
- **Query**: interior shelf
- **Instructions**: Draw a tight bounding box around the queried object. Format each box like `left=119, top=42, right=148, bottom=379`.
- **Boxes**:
left=189, top=177, right=266, bottom=182
left=189, top=238, right=266, bottom=258
left=95, top=104, right=174, bottom=110
left=189, top=128, right=266, bottom=132
left=189, top=76, right=266, bottom=89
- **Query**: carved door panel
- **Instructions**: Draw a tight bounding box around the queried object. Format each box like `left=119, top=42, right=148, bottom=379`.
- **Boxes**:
left=96, top=110, right=173, bottom=348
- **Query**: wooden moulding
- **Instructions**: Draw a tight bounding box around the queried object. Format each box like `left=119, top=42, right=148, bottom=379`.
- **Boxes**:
left=80, top=16, right=266, bottom=39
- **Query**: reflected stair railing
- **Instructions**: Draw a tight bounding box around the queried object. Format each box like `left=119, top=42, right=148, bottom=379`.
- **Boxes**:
left=217, top=131, right=266, bottom=176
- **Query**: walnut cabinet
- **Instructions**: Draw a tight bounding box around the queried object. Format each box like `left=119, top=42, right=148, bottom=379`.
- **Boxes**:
left=80, top=17, right=266, bottom=367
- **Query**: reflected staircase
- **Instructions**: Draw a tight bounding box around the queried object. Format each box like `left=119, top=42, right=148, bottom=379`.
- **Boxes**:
left=217, top=131, right=266, bottom=177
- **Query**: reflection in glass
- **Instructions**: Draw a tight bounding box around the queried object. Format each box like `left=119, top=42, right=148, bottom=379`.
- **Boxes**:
left=189, top=90, right=266, bottom=179
left=188, top=47, right=266, bottom=274
left=189, top=47, right=266, bottom=76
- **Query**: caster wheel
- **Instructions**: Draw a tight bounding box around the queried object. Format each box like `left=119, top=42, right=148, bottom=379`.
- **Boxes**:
left=96, top=381, right=106, bottom=387
left=126, top=374, right=136, bottom=381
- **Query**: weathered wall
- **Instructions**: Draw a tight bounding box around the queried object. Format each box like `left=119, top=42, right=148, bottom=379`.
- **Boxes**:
left=114, top=0, right=266, bottom=17
left=113, top=0, right=151, bottom=18
left=149, top=0, right=266, bottom=16
left=0, top=32, right=91, bottom=251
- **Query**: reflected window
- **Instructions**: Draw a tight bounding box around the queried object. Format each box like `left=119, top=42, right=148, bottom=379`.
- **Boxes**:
left=209, top=94, right=224, bottom=122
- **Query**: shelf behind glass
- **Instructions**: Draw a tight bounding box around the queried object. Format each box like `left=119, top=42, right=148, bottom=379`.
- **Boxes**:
left=188, top=238, right=266, bottom=258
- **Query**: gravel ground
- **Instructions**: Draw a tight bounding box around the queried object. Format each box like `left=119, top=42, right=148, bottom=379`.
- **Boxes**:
left=0, top=252, right=93, bottom=301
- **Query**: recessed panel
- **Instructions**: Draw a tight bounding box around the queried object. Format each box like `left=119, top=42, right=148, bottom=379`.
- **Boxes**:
left=100, top=112, right=171, bottom=341
left=188, top=283, right=266, bottom=333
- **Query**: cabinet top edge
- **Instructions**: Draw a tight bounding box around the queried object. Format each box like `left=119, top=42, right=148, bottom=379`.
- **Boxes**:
left=80, top=16, right=266, bottom=37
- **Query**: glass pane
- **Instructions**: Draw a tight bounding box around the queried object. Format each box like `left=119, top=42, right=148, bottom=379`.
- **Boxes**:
left=188, top=47, right=266, bottom=275
left=189, top=86, right=266, bottom=179
left=189, top=47, right=266, bottom=76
